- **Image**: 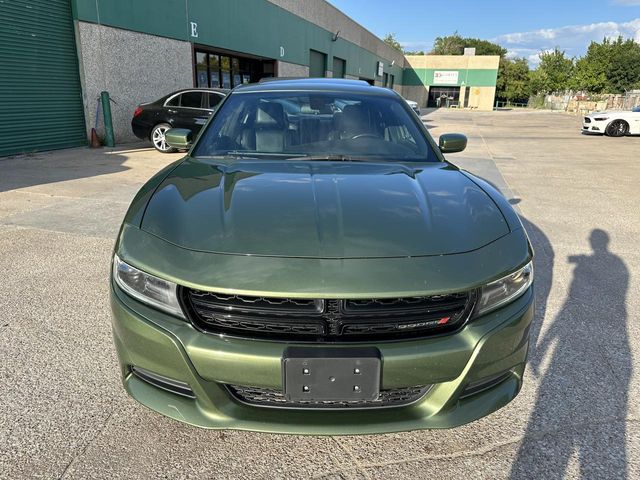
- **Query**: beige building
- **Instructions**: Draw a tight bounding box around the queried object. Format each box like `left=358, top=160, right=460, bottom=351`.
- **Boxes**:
left=402, top=55, right=500, bottom=110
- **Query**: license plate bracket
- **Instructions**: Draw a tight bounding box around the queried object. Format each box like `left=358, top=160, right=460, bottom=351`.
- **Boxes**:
left=282, top=347, right=381, bottom=402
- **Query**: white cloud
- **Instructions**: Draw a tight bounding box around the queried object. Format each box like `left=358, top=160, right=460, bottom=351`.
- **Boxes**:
left=493, top=18, right=640, bottom=65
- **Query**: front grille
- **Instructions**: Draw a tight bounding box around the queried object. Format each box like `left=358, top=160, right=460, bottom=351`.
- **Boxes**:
left=180, top=289, right=477, bottom=342
left=226, top=384, right=431, bottom=409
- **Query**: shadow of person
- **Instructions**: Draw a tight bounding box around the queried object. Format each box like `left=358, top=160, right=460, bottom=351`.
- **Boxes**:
left=510, top=229, right=631, bottom=479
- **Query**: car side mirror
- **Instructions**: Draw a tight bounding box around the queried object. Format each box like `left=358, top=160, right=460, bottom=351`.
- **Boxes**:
left=165, top=128, right=193, bottom=150
left=439, top=133, right=467, bottom=154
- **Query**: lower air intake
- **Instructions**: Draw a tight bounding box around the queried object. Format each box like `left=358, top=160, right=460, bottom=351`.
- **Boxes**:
left=226, top=384, right=431, bottom=409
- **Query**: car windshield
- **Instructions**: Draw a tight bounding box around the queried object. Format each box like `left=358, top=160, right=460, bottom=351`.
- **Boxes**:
left=192, top=91, right=438, bottom=162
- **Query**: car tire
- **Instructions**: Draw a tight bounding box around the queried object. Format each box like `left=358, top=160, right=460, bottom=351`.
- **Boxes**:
left=605, top=120, right=628, bottom=137
left=151, top=123, right=178, bottom=153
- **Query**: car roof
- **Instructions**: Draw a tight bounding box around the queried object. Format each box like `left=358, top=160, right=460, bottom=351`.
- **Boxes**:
left=172, top=88, right=230, bottom=95
left=233, top=78, right=398, bottom=97
left=155, top=88, right=229, bottom=104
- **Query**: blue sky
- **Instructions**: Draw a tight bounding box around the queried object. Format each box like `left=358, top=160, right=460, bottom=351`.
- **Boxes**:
left=328, top=0, right=640, bottom=65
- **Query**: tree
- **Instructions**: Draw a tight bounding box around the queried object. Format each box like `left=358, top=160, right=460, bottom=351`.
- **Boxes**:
left=383, top=33, right=403, bottom=52
left=532, top=48, right=574, bottom=93
left=567, top=37, right=640, bottom=93
left=528, top=68, right=549, bottom=96
left=430, top=33, right=507, bottom=57
left=430, top=33, right=466, bottom=55
left=601, top=37, right=640, bottom=92
left=496, top=58, right=531, bottom=103
left=570, top=56, right=608, bottom=93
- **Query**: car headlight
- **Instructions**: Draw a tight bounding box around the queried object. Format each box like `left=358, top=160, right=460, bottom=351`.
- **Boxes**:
left=593, top=117, right=609, bottom=121
left=112, top=254, right=184, bottom=317
left=475, top=261, right=533, bottom=316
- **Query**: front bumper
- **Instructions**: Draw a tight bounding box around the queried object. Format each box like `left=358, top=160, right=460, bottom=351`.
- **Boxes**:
left=582, top=118, right=605, bottom=133
left=110, top=281, right=534, bottom=435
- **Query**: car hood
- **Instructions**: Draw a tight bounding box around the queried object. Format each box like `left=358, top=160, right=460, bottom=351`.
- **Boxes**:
left=587, top=110, right=631, bottom=117
left=140, top=158, right=510, bottom=258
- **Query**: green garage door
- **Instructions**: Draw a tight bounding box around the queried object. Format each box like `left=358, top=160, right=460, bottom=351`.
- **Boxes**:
left=309, top=50, right=327, bottom=78
left=0, top=0, right=86, bottom=156
left=332, top=57, right=346, bottom=79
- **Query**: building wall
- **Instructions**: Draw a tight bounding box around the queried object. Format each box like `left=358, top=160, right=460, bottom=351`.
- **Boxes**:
left=267, top=0, right=406, bottom=69
left=73, top=0, right=404, bottom=83
left=402, top=55, right=499, bottom=110
left=77, top=22, right=192, bottom=143
left=401, top=85, right=431, bottom=108
left=72, top=0, right=408, bottom=142
left=466, top=87, right=497, bottom=110
left=277, top=61, right=310, bottom=77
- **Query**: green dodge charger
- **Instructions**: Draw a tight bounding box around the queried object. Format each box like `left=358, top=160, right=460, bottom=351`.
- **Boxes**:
left=110, top=78, right=534, bottom=434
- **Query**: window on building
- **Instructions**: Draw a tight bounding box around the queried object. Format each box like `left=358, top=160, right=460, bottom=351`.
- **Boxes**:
left=389, top=74, right=395, bottom=89
left=383, top=72, right=389, bottom=87
left=194, top=48, right=274, bottom=88
left=209, top=54, right=221, bottom=87
left=196, top=52, right=208, bottom=87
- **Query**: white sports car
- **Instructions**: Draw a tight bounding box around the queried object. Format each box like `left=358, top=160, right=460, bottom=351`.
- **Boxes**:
left=582, top=107, right=640, bottom=136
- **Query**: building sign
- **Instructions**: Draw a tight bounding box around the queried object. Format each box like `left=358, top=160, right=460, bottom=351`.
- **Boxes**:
left=433, top=70, right=459, bottom=85
left=377, top=61, right=384, bottom=77
left=190, top=22, right=198, bottom=38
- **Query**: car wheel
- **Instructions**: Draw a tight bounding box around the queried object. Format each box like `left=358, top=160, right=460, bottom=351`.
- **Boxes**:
left=605, top=120, right=628, bottom=137
left=151, top=123, right=177, bottom=153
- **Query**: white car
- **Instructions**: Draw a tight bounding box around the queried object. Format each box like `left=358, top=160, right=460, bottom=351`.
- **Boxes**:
left=403, top=98, right=421, bottom=116
left=582, top=107, right=640, bottom=136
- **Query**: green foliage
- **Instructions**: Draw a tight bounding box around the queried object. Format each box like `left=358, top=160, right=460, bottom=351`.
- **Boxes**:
left=528, top=37, right=640, bottom=94
left=534, top=48, right=574, bottom=93
left=383, top=33, right=403, bottom=52
left=599, top=37, right=640, bottom=93
left=430, top=33, right=507, bottom=57
left=528, top=93, right=546, bottom=109
left=528, top=69, right=548, bottom=96
left=496, top=58, right=531, bottom=103
left=571, top=56, right=608, bottom=93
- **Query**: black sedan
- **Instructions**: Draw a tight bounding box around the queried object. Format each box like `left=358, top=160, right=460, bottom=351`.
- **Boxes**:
left=131, top=88, right=229, bottom=152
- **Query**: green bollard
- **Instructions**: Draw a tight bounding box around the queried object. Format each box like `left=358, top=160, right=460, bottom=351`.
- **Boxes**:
left=100, top=91, right=115, bottom=147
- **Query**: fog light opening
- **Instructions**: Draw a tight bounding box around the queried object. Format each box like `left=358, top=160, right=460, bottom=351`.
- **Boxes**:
left=130, top=366, right=195, bottom=398
left=459, top=370, right=513, bottom=400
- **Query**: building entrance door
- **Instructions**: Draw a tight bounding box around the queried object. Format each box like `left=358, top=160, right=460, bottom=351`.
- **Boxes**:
left=428, top=86, right=460, bottom=108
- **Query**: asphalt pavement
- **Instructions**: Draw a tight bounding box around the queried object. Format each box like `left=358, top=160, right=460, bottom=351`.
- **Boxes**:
left=0, top=109, right=638, bottom=479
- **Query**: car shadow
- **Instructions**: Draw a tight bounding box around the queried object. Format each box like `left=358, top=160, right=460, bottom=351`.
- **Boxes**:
left=509, top=229, right=631, bottom=478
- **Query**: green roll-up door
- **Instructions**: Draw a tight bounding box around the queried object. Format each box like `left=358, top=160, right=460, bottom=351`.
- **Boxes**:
left=0, top=0, right=86, bottom=157
left=332, top=57, right=346, bottom=79
left=309, top=50, right=327, bottom=78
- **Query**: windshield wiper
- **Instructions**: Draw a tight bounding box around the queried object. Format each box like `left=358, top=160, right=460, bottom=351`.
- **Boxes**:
left=287, top=154, right=366, bottom=162
left=221, top=151, right=298, bottom=159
